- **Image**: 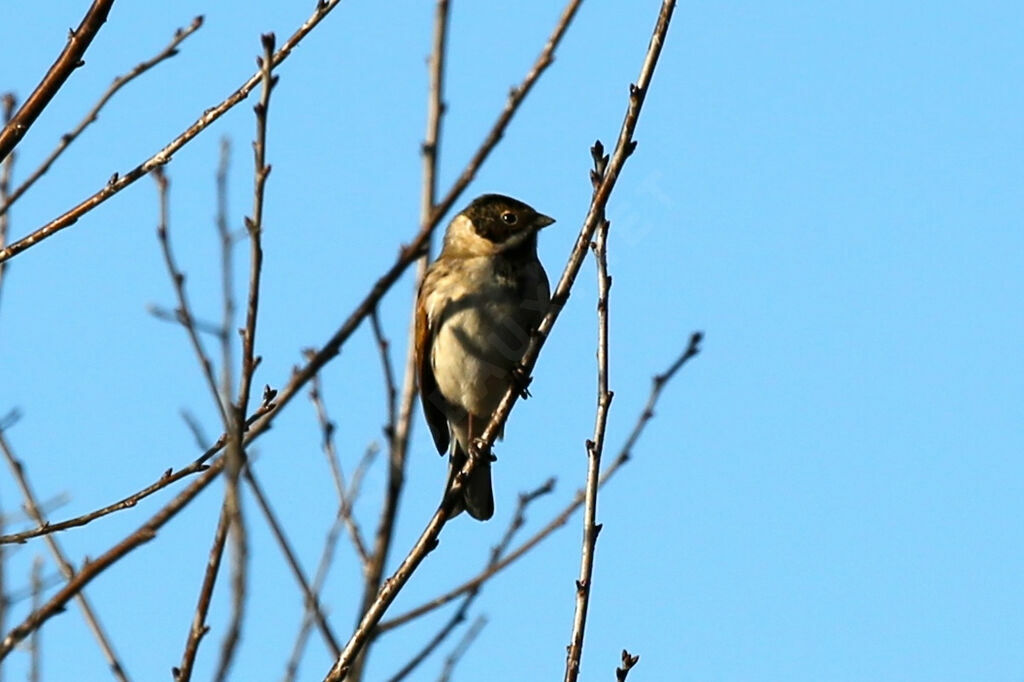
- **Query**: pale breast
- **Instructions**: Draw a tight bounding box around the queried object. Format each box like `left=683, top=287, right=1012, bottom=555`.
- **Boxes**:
left=427, top=256, right=548, bottom=419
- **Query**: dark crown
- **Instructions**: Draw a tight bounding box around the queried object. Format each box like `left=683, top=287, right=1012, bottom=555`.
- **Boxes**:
left=463, top=194, right=545, bottom=244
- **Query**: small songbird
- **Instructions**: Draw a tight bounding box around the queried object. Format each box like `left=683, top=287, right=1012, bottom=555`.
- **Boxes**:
left=415, top=194, right=554, bottom=520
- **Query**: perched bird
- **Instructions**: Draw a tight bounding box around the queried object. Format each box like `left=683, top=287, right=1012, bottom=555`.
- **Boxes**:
left=415, top=194, right=554, bottom=520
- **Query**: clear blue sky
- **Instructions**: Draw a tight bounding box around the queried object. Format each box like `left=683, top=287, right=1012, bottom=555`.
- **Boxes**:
left=1, top=1, right=1022, bottom=680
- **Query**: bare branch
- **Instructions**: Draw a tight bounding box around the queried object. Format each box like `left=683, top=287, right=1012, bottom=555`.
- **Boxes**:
left=307, top=367, right=371, bottom=564
left=147, top=304, right=223, bottom=338
left=282, top=511, right=346, bottom=682
left=243, top=467, right=340, bottom=656
left=0, top=475, right=5, bottom=682
left=0, top=0, right=116, bottom=164
left=215, top=34, right=278, bottom=682
left=564, top=159, right=614, bottom=682
left=0, top=458, right=225, bottom=659
left=0, top=16, right=204, bottom=217
left=234, top=31, right=276, bottom=464
left=0, top=93, right=16, bottom=315
left=0, top=395, right=275, bottom=546
left=436, top=615, right=487, bottom=682
left=174, top=504, right=231, bottom=682
left=369, top=310, right=398, bottom=442
left=29, top=556, right=43, bottom=682
left=387, top=479, right=554, bottom=682
left=5, top=569, right=63, bottom=606
left=221, top=523, right=251, bottom=682
left=282, top=439, right=381, bottom=682
left=0, top=0, right=344, bottom=264
left=0, top=430, right=130, bottom=679
left=180, top=410, right=211, bottom=452
left=216, top=137, right=235, bottom=406
left=152, top=167, right=230, bottom=427
left=378, top=333, right=701, bottom=633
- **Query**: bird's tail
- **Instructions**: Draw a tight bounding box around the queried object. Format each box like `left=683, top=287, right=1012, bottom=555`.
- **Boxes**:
left=445, top=440, right=494, bottom=521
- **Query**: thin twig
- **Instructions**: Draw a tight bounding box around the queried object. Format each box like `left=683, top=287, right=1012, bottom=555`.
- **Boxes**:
left=0, top=493, right=69, bottom=528
left=0, top=458, right=225, bottom=659
left=615, top=649, right=640, bottom=681
left=153, top=156, right=241, bottom=682
left=283, top=436, right=377, bottom=681
left=436, top=615, right=487, bottom=682
left=0, top=430, right=131, bottom=680
left=234, top=33, right=275, bottom=469
left=307, top=367, right=371, bottom=564
left=243, top=467, right=340, bottom=656
left=174, top=504, right=231, bottom=682
left=0, top=401, right=274, bottom=545
left=387, top=479, right=554, bottom=682
left=215, top=34, right=278, bottom=682
left=307, top=368, right=346, bottom=503
left=282, top=438, right=379, bottom=682
left=147, top=304, right=223, bottom=337
left=344, top=1, right=450, bottom=677
left=5, top=570, right=63, bottom=606
left=282, top=511, right=345, bottom=682
left=0, top=481, right=5, bottom=682
left=216, top=137, right=235, bottom=407
left=0, top=93, right=16, bottom=316
left=181, top=410, right=211, bottom=451
left=0, top=0, right=344, bottom=263
left=29, top=556, right=43, bottom=682
left=378, top=333, right=701, bottom=633
left=0, top=0, right=116, bottom=164
left=0, top=16, right=204, bottom=217
left=369, top=310, right=398, bottom=442
left=564, top=153, right=614, bottom=682
left=153, top=167, right=230, bottom=427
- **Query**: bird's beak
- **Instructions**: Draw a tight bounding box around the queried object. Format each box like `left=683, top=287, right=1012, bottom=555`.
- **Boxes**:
left=535, top=214, right=556, bottom=229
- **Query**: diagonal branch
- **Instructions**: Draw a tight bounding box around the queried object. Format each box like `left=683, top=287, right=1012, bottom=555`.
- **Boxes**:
left=174, top=503, right=231, bottom=682
left=377, top=332, right=702, bottom=633
left=0, top=0, right=344, bottom=264
left=0, top=401, right=274, bottom=546
left=386, top=479, right=554, bottom=682
left=243, top=467, right=340, bottom=656
left=0, top=0, right=116, bottom=164
left=0, top=16, right=204, bottom=217
left=436, top=615, right=487, bottom=682
left=153, top=167, right=229, bottom=427
left=281, top=440, right=376, bottom=682
left=0, top=429, right=130, bottom=680
left=0, top=457, right=225, bottom=659
left=307, top=367, right=371, bottom=564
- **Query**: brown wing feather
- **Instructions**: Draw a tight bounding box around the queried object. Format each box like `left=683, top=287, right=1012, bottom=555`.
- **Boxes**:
left=415, top=284, right=451, bottom=454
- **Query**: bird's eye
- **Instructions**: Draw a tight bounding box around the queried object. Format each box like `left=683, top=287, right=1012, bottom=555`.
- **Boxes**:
left=501, top=212, right=518, bottom=225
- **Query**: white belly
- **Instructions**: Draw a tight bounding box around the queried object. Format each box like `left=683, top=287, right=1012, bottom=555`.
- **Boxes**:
left=431, top=295, right=532, bottom=419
